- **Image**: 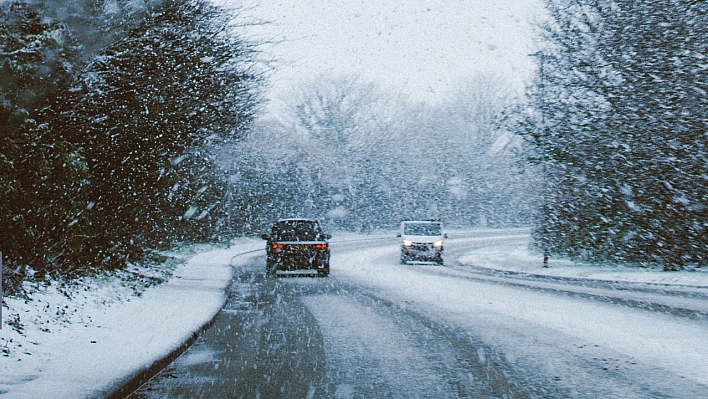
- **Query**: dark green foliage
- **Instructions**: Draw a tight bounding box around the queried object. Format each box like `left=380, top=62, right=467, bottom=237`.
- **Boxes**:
left=59, top=0, right=260, bottom=265
left=1, top=0, right=261, bottom=292
left=526, top=0, right=708, bottom=269
left=0, top=2, right=89, bottom=288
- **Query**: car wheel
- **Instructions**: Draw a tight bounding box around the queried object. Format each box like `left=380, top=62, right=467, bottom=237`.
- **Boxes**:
left=266, top=260, right=277, bottom=276
left=317, top=263, right=330, bottom=277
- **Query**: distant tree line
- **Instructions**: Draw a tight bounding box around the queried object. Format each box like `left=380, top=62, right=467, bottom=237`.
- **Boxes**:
left=1, top=0, right=262, bottom=292
left=223, top=74, right=537, bottom=234
left=525, top=0, right=707, bottom=269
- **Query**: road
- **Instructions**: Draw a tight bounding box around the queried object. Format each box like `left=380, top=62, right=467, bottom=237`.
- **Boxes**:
left=129, top=232, right=708, bottom=398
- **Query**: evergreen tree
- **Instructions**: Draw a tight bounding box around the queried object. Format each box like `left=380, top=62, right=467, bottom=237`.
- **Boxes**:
left=527, top=0, right=708, bottom=268
left=0, top=1, right=89, bottom=286
left=61, top=0, right=261, bottom=266
left=1, top=0, right=262, bottom=292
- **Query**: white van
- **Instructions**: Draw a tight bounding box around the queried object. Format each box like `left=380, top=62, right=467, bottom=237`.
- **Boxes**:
left=396, top=220, right=446, bottom=265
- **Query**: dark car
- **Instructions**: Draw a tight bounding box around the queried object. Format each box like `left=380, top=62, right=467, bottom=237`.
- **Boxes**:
left=261, top=218, right=331, bottom=276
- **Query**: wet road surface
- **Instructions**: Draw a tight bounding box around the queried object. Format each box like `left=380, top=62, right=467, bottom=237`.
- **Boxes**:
left=129, top=265, right=567, bottom=398
left=128, top=236, right=708, bottom=398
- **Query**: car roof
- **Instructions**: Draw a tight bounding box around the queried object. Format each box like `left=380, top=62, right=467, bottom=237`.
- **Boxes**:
left=276, top=218, right=318, bottom=223
left=401, top=220, right=441, bottom=224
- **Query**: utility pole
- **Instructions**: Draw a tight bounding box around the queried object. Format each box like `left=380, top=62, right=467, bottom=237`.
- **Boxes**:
left=529, top=51, right=550, bottom=267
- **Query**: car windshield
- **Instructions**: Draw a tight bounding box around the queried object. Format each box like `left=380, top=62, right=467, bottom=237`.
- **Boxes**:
left=403, top=223, right=442, bottom=236
left=271, top=220, right=323, bottom=241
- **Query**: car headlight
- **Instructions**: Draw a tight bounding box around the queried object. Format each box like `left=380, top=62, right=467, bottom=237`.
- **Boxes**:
left=433, top=240, right=443, bottom=248
left=402, top=240, right=413, bottom=247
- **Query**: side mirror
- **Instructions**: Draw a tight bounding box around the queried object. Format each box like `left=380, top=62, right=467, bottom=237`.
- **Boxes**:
left=396, top=233, right=401, bottom=238
left=444, top=233, right=448, bottom=239
left=325, top=233, right=332, bottom=240
left=260, top=233, right=269, bottom=240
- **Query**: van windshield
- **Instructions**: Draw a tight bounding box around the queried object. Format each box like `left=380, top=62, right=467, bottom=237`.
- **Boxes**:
left=403, top=223, right=442, bottom=236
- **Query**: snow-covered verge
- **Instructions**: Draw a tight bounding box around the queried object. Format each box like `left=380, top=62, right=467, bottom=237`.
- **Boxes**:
left=0, top=238, right=264, bottom=399
left=457, top=237, right=708, bottom=287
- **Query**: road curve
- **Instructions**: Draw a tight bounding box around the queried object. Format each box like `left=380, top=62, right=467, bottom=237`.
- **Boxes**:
left=128, top=234, right=708, bottom=398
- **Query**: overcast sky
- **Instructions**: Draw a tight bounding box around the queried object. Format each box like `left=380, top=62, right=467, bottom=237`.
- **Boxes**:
left=232, top=0, right=541, bottom=108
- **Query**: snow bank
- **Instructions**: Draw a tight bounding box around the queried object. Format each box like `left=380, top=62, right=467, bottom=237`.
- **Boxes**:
left=457, top=239, right=708, bottom=287
left=0, top=239, right=264, bottom=399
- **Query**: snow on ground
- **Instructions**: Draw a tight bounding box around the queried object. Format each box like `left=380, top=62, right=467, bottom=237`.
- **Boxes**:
left=2, top=229, right=707, bottom=398
left=456, top=235, right=708, bottom=287
left=0, top=238, right=263, bottom=399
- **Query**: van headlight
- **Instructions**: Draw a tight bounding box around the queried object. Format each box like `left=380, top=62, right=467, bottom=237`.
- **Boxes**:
left=402, top=240, right=413, bottom=247
left=433, top=240, right=443, bottom=248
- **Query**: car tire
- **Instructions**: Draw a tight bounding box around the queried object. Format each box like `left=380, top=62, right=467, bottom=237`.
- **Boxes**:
left=266, top=260, right=277, bottom=276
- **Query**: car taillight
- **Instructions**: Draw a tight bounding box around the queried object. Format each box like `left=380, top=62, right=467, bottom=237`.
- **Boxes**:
left=315, top=243, right=328, bottom=249
left=271, top=243, right=284, bottom=249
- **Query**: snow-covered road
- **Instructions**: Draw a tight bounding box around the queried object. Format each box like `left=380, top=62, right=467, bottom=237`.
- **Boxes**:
left=334, top=237, right=708, bottom=397
left=131, top=231, right=708, bottom=398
